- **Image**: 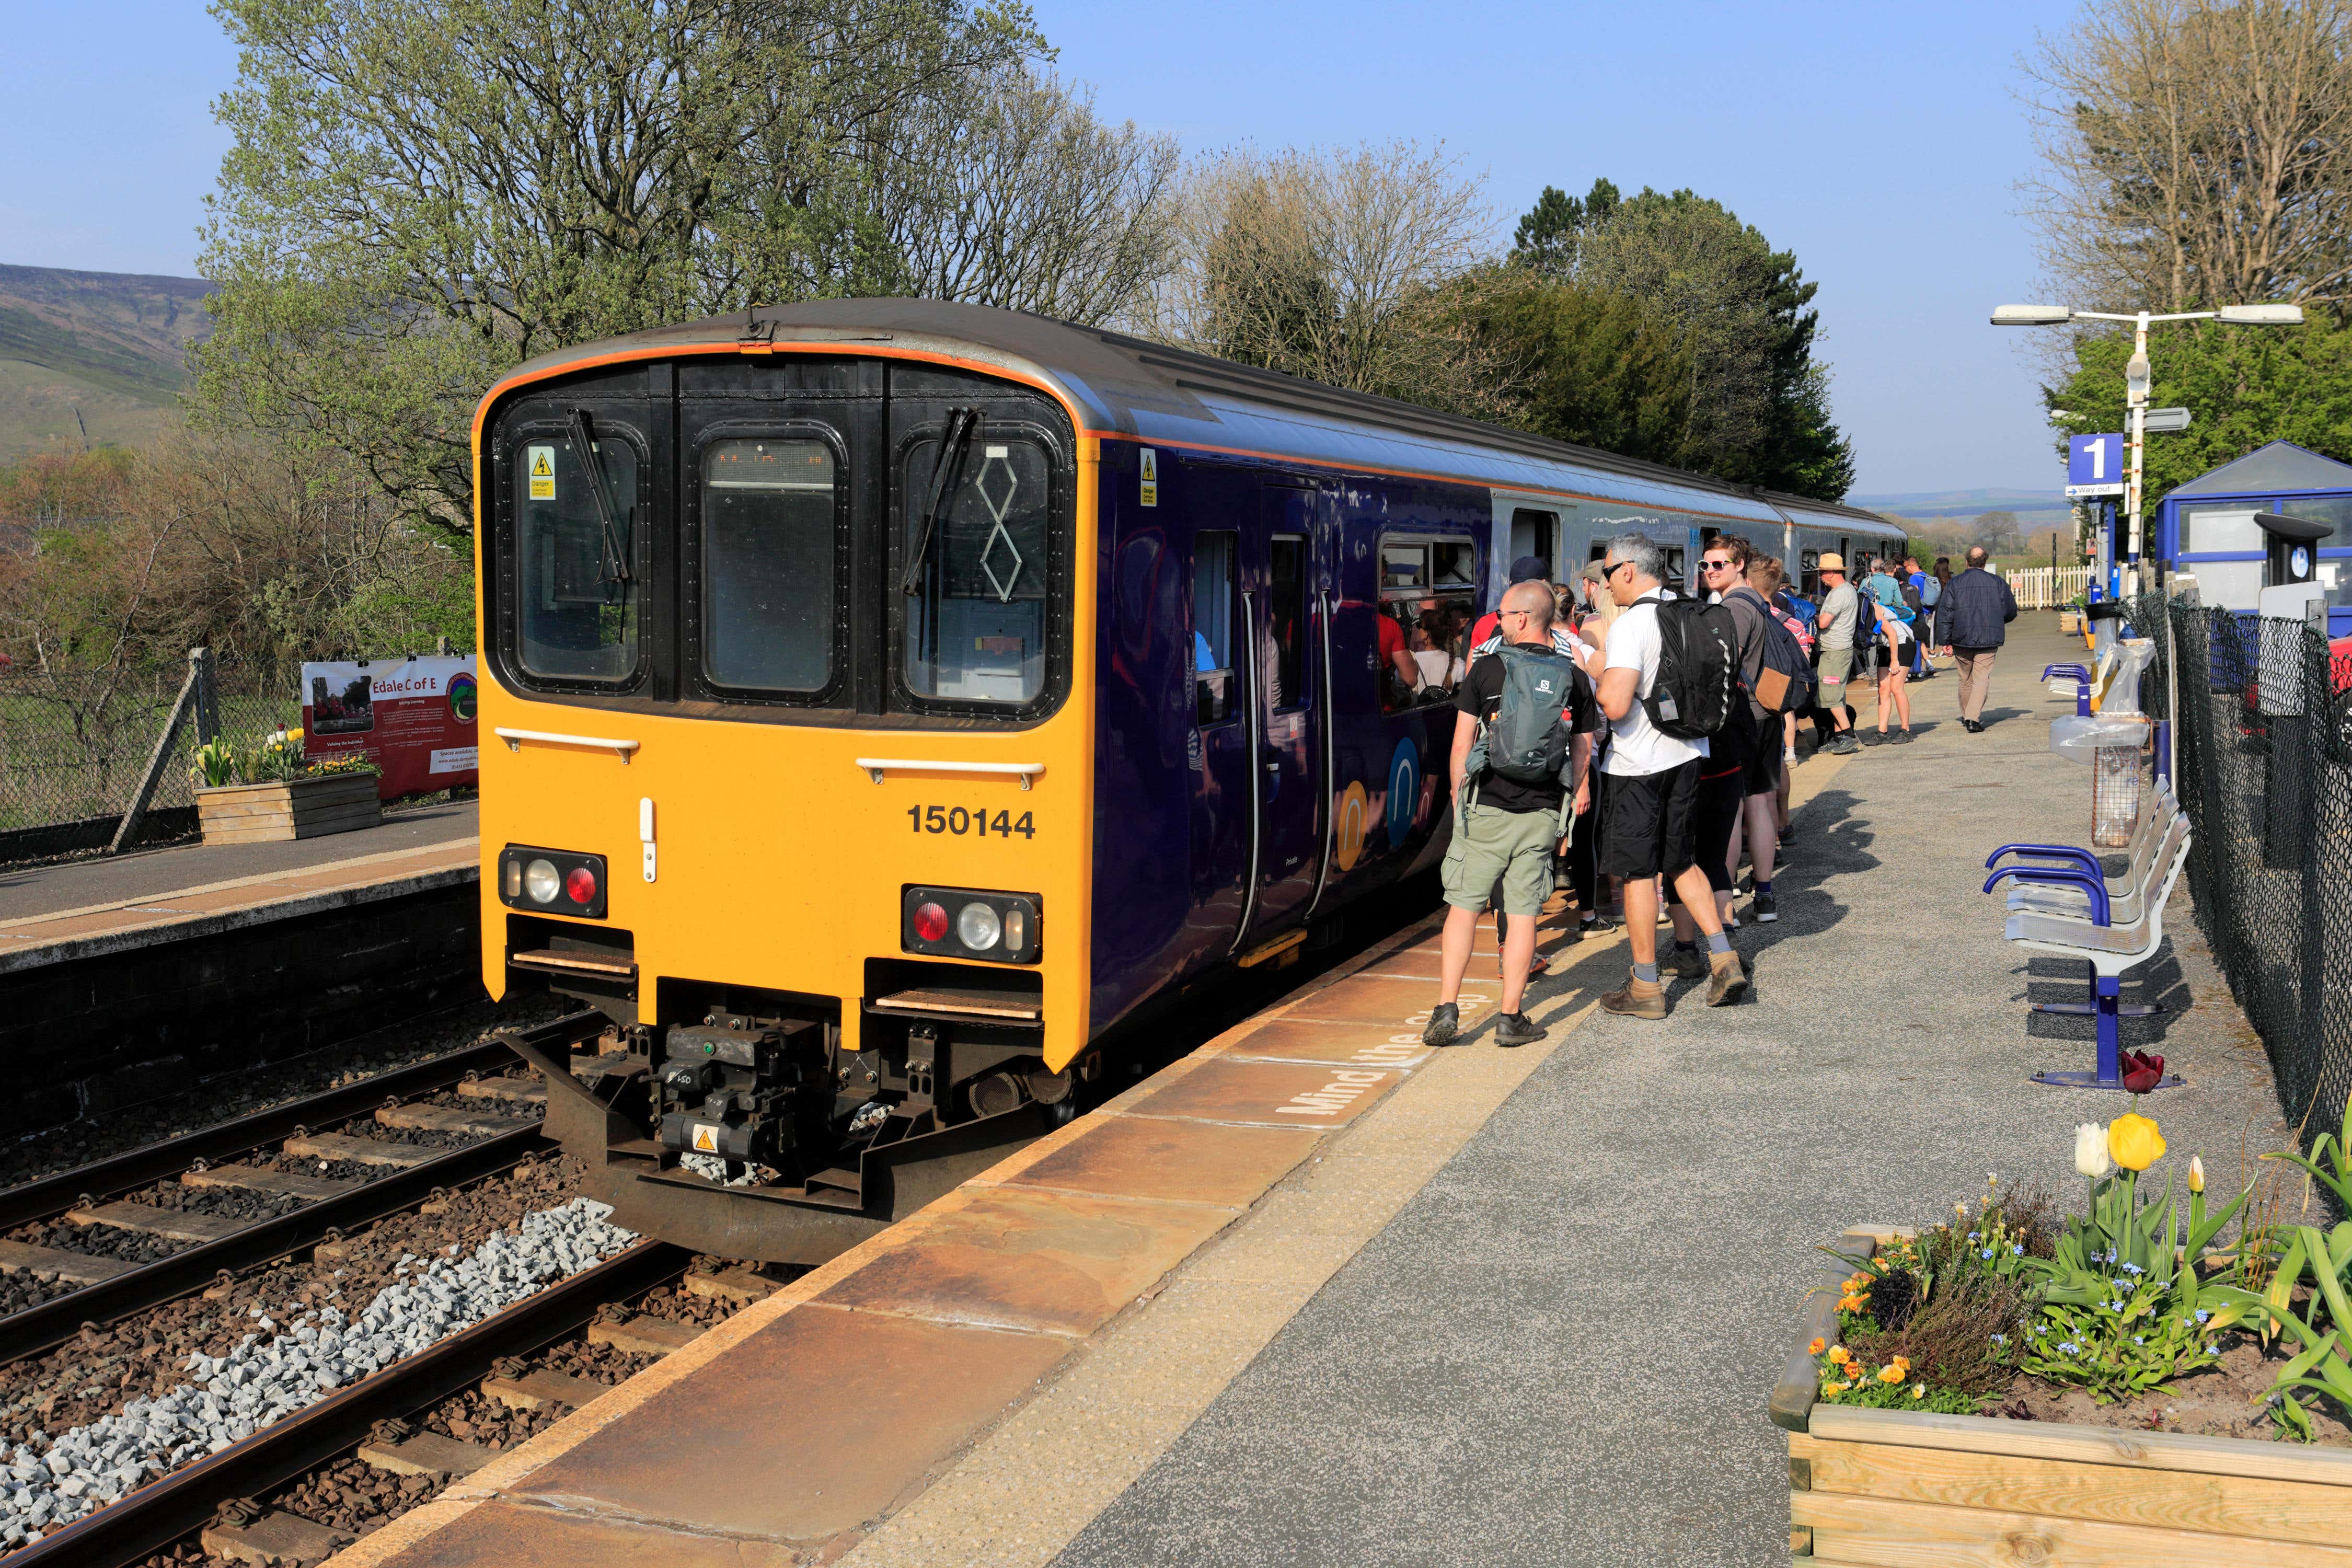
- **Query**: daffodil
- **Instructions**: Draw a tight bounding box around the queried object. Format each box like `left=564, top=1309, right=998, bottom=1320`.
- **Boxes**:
left=2107, top=1113, right=2166, bottom=1172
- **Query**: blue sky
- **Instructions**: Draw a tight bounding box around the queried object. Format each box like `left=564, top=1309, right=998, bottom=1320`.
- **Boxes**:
left=2, top=1, right=2074, bottom=495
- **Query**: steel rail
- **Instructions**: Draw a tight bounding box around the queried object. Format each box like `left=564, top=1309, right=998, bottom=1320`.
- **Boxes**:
left=9, top=1239, right=688, bottom=1568
left=0, top=1012, right=603, bottom=1233
left=0, top=1123, right=549, bottom=1367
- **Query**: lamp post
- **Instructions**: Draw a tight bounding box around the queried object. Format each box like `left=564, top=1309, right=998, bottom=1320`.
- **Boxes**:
left=1992, top=303, right=2303, bottom=594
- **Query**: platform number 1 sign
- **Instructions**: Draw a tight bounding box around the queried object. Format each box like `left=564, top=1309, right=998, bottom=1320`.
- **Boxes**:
left=1139, top=448, right=1158, bottom=508
left=2066, top=434, right=2126, bottom=499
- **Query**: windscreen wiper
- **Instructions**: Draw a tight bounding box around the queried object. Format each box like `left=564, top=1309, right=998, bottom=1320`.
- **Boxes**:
left=566, top=408, right=634, bottom=585
left=899, top=407, right=980, bottom=596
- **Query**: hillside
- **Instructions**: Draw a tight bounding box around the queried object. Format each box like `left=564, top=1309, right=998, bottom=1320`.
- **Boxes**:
left=0, top=264, right=212, bottom=461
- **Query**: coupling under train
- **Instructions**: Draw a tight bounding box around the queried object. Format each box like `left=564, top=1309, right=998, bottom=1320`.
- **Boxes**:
left=474, top=299, right=1900, bottom=1261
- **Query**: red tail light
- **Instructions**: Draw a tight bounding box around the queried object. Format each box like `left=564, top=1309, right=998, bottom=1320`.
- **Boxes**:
left=912, top=901, right=950, bottom=942
left=566, top=865, right=599, bottom=905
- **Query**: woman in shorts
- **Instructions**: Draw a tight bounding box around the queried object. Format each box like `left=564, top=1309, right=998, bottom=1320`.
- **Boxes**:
left=1869, top=596, right=1914, bottom=744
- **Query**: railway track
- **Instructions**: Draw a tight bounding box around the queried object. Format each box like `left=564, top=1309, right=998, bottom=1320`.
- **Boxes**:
left=13, top=1239, right=696, bottom=1568
left=0, top=1017, right=613, bottom=1370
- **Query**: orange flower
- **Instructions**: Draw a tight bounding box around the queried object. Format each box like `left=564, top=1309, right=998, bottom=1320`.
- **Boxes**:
left=1822, top=1381, right=1849, bottom=1395
left=1877, top=1364, right=1907, bottom=1385
left=1826, top=1346, right=1852, bottom=1366
left=1808, top=1337, right=1827, bottom=1356
left=1890, top=1355, right=1911, bottom=1372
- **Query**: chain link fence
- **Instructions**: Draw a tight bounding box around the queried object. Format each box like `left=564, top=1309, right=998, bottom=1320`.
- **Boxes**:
left=2142, top=593, right=2352, bottom=1146
left=0, top=652, right=303, bottom=862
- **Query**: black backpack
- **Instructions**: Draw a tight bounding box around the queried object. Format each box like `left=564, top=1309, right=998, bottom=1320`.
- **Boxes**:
left=1641, top=593, right=1739, bottom=739
left=1727, top=586, right=1814, bottom=716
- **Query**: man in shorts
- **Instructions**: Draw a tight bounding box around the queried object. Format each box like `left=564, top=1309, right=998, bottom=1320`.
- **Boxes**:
left=1425, top=581, right=1592, bottom=1050
left=1574, top=533, right=1748, bottom=1019
left=1813, top=554, right=1860, bottom=756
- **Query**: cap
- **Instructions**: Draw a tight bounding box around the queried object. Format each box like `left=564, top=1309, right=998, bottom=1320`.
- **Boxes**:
left=1579, top=560, right=1607, bottom=583
left=1817, top=553, right=1847, bottom=573
left=1507, top=554, right=1549, bottom=584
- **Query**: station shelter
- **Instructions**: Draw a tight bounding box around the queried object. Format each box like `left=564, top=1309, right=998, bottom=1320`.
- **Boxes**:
left=2156, top=439, right=2352, bottom=633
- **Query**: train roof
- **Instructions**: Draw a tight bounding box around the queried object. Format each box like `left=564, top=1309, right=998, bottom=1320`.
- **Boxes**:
left=491, top=297, right=1899, bottom=535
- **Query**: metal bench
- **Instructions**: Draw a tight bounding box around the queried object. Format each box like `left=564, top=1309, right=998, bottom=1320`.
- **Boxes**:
left=1983, top=823, right=2190, bottom=1092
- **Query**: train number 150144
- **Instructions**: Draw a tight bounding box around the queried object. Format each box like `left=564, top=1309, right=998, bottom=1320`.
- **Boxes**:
left=907, top=804, right=1036, bottom=839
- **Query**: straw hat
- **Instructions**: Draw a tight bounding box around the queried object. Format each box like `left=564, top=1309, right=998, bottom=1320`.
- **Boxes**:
left=1817, top=552, right=1847, bottom=573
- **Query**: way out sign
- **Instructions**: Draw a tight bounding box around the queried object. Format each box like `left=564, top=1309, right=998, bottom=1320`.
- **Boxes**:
left=2066, top=433, right=2126, bottom=499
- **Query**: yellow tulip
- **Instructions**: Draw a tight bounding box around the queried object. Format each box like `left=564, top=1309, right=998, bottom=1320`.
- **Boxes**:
left=2188, top=1155, right=2205, bottom=1193
left=2107, top=1113, right=2166, bottom=1172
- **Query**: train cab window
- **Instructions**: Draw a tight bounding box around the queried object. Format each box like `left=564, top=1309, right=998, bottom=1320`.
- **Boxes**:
left=702, top=439, right=836, bottom=692
left=515, top=430, right=641, bottom=682
left=1269, top=535, right=1307, bottom=711
left=1194, top=530, right=1237, bottom=724
left=902, top=436, right=1051, bottom=704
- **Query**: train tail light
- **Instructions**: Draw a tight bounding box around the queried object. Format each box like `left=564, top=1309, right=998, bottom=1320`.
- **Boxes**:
left=497, top=846, right=608, bottom=918
left=903, top=886, right=1040, bottom=964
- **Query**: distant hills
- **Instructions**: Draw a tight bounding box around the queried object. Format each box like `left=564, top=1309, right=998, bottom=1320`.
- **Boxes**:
left=1849, top=486, right=2071, bottom=524
left=0, top=264, right=212, bottom=461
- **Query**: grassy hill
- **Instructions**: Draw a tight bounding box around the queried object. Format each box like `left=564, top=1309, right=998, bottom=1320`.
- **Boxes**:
left=0, top=265, right=212, bottom=462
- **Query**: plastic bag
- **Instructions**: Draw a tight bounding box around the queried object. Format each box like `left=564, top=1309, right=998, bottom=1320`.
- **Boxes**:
left=2049, top=712, right=2152, bottom=765
left=2089, top=640, right=2157, bottom=717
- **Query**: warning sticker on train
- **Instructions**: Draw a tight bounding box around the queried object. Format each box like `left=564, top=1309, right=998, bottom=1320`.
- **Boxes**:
left=1139, top=447, right=1157, bottom=507
left=692, top=1124, right=720, bottom=1153
left=528, top=445, right=556, bottom=500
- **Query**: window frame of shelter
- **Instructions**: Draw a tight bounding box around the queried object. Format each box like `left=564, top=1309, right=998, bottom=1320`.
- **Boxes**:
left=1193, top=529, right=1239, bottom=727
left=506, top=420, right=650, bottom=691
left=690, top=428, right=848, bottom=705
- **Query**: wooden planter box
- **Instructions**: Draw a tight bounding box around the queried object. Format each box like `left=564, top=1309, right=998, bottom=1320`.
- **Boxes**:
left=2058, top=609, right=2083, bottom=633
left=196, top=774, right=381, bottom=845
left=1773, top=1227, right=2352, bottom=1565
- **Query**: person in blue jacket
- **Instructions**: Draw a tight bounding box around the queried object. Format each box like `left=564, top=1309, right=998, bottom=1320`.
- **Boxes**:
left=1932, top=546, right=2019, bottom=732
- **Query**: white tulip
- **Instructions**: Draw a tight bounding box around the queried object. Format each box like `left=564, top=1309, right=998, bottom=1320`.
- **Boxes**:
left=2073, top=1123, right=2114, bottom=1179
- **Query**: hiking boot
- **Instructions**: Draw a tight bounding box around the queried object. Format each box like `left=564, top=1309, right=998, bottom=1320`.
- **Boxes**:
left=1890, top=728, right=1916, bottom=745
left=1826, top=734, right=1860, bottom=756
left=1667, top=944, right=1709, bottom=981
left=1752, top=889, right=1779, bottom=924
left=1599, top=974, right=1668, bottom=1020
left=1422, top=1002, right=1460, bottom=1047
left=1706, top=949, right=1751, bottom=1007
left=1492, top=1011, right=1548, bottom=1048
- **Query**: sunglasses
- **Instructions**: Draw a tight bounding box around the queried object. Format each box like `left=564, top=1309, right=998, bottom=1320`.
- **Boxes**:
left=1702, top=557, right=1737, bottom=571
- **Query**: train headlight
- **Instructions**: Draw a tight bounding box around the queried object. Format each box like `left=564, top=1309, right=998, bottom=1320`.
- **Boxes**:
left=957, top=902, right=1001, bottom=951
left=902, top=886, right=1040, bottom=964
left=498, top=846, right=609, bottom=919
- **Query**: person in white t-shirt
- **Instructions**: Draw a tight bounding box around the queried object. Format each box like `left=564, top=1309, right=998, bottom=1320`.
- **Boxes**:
left=1571, top=532, right=1749, bottom=1019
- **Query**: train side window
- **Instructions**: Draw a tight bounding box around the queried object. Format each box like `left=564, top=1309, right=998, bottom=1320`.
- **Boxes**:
left=1269, top=535, right=1307, bottom=711
left=515, top=431, right=641, bottom=683
left=1194, top=531, right=1237, bottom=724
left=901, top=436, right=1052, bottom=704
left=701, top=438, right=836, bottom=693
left=1510, top=509, right=1557, bottom=580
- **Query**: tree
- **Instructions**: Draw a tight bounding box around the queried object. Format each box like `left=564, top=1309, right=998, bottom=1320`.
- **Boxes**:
left=2047, top=309, right=2352, bottom=499
left=1974, top=511, right=2024, bottom=554
left=196, top=0, right=1172, bottom=539
left=1457, top=268, right=1692, bottom=463
left=1502, top=182, right=1852, bottom=498
left=1144, top=142, right=1508, bottom=416
left=2025, top=0, right=2352, bottom=313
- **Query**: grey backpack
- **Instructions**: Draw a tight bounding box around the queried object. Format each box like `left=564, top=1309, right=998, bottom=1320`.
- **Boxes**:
left=1467, top=643, right=1577, bottom=787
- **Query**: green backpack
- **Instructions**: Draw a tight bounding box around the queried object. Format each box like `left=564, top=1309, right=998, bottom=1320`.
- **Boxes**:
left=1467, top=643, right=1577, bottom=788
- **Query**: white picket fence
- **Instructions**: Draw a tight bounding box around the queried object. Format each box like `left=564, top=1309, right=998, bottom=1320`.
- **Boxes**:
left=2005, top=565, right=2093, bottom=610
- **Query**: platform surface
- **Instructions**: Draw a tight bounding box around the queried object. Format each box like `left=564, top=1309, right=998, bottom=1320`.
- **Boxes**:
left=323, top=621, right=2291, bottom=1568
left=0, top=801, right=477, bottom=962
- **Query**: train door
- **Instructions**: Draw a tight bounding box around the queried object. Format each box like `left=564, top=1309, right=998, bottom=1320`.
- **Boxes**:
left=1245, top=486, right=1322, bottom=940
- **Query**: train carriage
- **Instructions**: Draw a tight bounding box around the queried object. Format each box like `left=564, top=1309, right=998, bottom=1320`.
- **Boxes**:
left=474, top=299, right=1892, bottom=1262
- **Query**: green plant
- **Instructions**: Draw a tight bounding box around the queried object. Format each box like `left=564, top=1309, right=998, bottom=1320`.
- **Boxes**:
left=191, top=739, right=240, bottom=788
left=2266, top=1088, right=2352, bottom=1214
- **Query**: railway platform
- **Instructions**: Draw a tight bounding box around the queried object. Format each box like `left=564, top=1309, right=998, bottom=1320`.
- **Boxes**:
left=320, top=620, right=2289, bottom=1568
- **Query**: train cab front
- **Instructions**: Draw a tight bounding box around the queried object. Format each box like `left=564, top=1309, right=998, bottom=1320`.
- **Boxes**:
left=470, top=328, right=1094, bottom=1265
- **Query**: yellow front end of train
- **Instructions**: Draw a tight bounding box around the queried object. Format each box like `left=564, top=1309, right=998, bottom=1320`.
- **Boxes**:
left=467, top=329, right=1100, bottom=1262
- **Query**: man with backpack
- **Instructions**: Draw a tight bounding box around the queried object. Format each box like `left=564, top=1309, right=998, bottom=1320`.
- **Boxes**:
left=1573, top=532, right=1748, bottom=1020
left=1812, top=556, right=1861, bottom=756
left=1424, top=581, right=1595, bottom=1050
left=1703, top=536, right=1809, bottom=925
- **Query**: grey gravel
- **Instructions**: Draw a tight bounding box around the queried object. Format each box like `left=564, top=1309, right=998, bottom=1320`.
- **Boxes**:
left=0, top=1197, right=634, bottom=1544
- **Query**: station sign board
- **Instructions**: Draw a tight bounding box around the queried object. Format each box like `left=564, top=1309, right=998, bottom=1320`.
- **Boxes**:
left=2066, top=433, right=2126, bottom=499
left=300, top=655, right=479, bottom=799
